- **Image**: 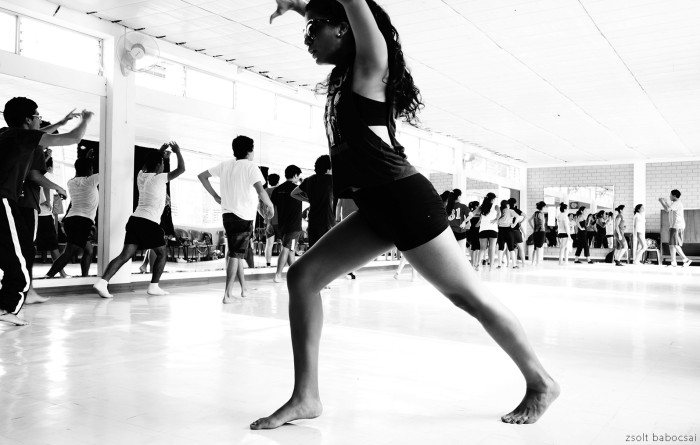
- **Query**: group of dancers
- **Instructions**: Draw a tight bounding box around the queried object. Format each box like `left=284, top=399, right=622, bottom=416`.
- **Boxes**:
left=2, top=0, right=562, bottom=429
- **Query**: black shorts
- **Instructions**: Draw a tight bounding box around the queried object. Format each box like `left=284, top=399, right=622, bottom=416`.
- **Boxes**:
left=558, top=233, right=569, bottom=239
left=124, top=216, right=165, bottom=250
left=497, top=227, right=515, bottom=251
left=513, top=230, right=523, bottom=244
left=308, top=224, right=333, bottom=248
left=36, top=215, right=59, bottom=251
left=479, top=230, right=498, bottom=239
left=280, top=231, right=302, bottom=250
left=453, top=230, right=468, bottom=241
left=265, top=224, right=281, bottom=240
left=353, top=174, right=449, bottom=251
left=533, top=232, right=546, bottom=248
left=223, top=213, right=254, bottom=259
left=63, top=216, right=94, bottom=247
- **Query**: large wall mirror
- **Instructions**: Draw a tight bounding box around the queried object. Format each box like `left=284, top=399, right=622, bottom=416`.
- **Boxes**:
left=0, top=73, right=103, bottom=287
left=544, top=186, right=615, bottom=226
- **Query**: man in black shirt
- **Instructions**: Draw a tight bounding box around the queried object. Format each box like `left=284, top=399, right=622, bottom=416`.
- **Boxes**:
left=292, top=155, right=334, bottom=249
left=271, top=165, right=302, bottom=283
left=0, top=97, right=91, bottom=326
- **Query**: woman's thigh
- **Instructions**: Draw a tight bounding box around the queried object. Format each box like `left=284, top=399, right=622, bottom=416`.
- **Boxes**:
left=291, top=212, right=393, bottom=288
left=403, top=228, right=491, bottom=311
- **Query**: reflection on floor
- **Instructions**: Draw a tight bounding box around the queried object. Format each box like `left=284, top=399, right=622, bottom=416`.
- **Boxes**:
left=2, top=263, right=699, bottom=444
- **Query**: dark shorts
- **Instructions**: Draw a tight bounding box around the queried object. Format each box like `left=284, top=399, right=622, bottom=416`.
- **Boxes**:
left=124, top=216, right=166, bottom=250
left=533, top=232, right=546, bottom=249
left=308, top=224, right=333, bottom=248
left=64, top=216, right=94, bottom=247
left=453, top=229, right=468, bottom=241
left=558, top=233, right=569, bottom=239
left=479, top=230, right=498, bottom=239
left=353, top=174, right=449, bottom=251
left=223, top=213, right=254, bottom=259
left=497, top=227, right=515, bottom=251
left=513, top=230, right=524, bottom=244
left=36, top=215, right=59, bottom=251
left=281, top=231, right=302, bottom=250
left=614, top=235, right=628, bottom=250
left=265, top=224, right=281, bottom=240
left=669, top=228, right=684, bottom=246
left=469, top=232, right=481, bottom=250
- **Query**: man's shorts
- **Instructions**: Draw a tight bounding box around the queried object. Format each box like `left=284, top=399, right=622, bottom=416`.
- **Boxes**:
left=669, top=228, right=684, bottom=246
left=280, top=231, right=302, bottom=250
left=265, top=224, right=281, bottom=240
left=223, top=213, right=254, bottom=259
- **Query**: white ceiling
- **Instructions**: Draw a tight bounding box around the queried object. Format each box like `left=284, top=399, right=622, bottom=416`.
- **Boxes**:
left=44, top=0, right=700, bottom=165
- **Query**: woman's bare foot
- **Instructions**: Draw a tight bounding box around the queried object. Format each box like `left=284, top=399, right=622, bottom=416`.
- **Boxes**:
left=0, top=312, right=30, bottom=326
left=250, top=397, right=323, bottom=430
left=501, top=380, right=560, bottom=424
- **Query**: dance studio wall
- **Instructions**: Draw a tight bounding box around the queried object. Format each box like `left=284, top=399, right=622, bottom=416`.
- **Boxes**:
left=527, top=164, right=634, bottom=225
left=645, top=161, right=700, bottom=232
left=429, top=172, right=454, bottom=193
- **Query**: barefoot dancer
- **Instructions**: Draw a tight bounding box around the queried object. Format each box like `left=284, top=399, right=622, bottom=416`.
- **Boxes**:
left=1, top=98, right=92, bottom=325
left=198, top=136, right=273, bottom=301
left=251, top=0, right=559, bottom=429
left=93, top=142, right=185, bottom=298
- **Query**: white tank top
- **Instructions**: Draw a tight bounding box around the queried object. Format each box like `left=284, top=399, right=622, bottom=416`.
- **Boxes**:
left=479, top=207, right=498, bottom=232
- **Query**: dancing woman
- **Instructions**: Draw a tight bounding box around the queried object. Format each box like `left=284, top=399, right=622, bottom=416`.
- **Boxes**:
left=252, top=0, right=559, bottom=429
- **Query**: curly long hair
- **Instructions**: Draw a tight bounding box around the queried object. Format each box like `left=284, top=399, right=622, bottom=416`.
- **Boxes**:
left=306, top=0, right=423, bottom=125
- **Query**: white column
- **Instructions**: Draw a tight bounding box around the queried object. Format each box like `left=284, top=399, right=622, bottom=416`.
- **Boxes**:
left=97, top=36, right=136, bottom=283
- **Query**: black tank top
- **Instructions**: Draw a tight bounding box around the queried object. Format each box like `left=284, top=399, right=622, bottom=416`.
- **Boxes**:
left=324, top=69, right=417, bottom=198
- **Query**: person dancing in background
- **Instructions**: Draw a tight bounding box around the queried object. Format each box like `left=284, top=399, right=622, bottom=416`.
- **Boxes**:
left=632, top=204, right=647, bottom=265
left=446, top=189, right=469, bottom=256
left=477, top=193, right=499, bottom=271
left=251, top=0, right=559, bottom=429
left=93, top=142, right=185, bottom=298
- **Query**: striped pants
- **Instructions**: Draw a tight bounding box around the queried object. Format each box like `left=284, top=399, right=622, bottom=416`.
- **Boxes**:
left=0, top=198, right=31, bottom=315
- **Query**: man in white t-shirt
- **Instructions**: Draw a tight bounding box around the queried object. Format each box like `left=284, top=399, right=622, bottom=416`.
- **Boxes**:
left=93, top=142, right=186, bottom=298
left=198, top=136, right=273, bottom=303
left=659, top=189, right=692, bottom=267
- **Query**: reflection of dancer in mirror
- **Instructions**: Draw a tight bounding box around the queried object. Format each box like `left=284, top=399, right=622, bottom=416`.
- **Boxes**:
left=37, top=154, right=69, bottom=278
left=557, top=204, right=571, bottom=265
left=93, top=142, right=185, bottom=298
left=198, top=136, right=273, bottom=301
left=529, top=201, right=547, bottom=266
left=264, top=173, right=281, bottom=267
left=613, top=205, right=628, bottom=266
left=46, top=151, right=99, bottom=278
left=251, top=0, right=558, bottom=429
left=1, top=97, right=92, bottom=325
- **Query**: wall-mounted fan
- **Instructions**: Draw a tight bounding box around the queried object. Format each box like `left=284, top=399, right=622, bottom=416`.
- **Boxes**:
left=117, top=31, right=160, bottom=76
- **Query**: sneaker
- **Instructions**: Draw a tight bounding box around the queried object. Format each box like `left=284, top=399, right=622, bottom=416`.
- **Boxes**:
left=683, top=259, right=693, bottom=268
left=574, top=260, right=582, bottom=264
left=587, top=261, right=594, bottom=264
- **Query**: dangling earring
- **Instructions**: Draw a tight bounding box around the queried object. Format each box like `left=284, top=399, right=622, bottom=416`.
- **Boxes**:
left=337, top=33, right=342, bottom=37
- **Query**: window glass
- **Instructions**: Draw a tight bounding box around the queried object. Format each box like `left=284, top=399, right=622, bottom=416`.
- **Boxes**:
left=0, top=10, right=16, bottom=53
left=19, top=17, right=102, bottom=75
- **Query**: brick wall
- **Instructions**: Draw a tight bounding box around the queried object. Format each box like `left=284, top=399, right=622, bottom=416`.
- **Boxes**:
left=429, top=172, right=454, bottom=194
left=645, top=161, right=700, bottom=232
left=527, top=164, right=634, bottom=224
left=464, top=178, right=499, bottom=190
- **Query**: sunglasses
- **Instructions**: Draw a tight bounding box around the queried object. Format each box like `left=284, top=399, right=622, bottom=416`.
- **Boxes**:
left=303, top=18, right=333, bottom=40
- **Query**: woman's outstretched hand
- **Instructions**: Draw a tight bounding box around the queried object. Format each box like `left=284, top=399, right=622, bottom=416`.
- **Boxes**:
left=270, top=0, right=305, bottom=23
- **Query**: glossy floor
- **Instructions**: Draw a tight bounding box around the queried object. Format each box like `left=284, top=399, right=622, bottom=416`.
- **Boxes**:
left=2, top=262, right=699, bottom=445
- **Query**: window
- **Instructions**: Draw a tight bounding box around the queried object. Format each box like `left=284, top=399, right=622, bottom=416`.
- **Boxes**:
left=185, top=69, right=233, bottom=108
left=0, top=10, right=16, bottom=53
left=135, top=60, right=186, bottom=96
left=19, top=17, right=102, bottom=75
